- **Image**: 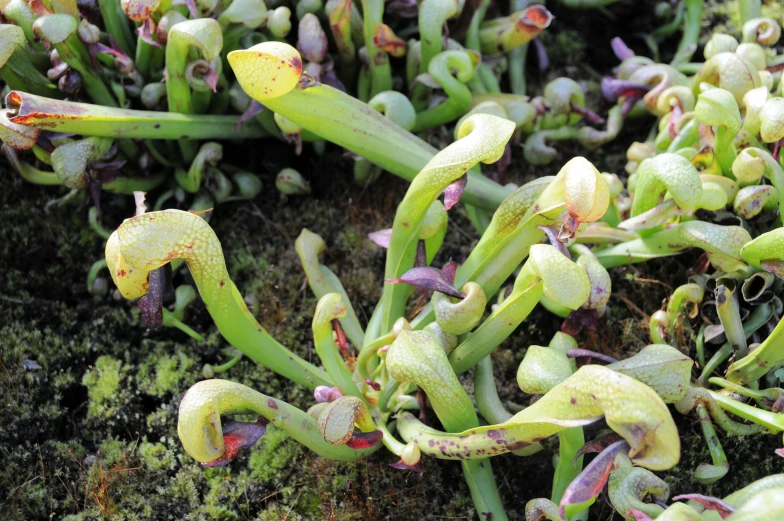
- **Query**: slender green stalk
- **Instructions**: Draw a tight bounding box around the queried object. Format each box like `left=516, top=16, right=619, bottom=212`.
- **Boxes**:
left=360, top=0, right=391, bottom=97
left=165, top=19, right=223, bottom=162
left=5, top=91, right=266, bottom=140
left=296, top=229, right=364, bottom=348
left=412, top=51, right=476, bottom=132
left=162, top=310, right=205, bottom=341
left=379, top=114, right=514, bottom=333
left=708, top=389, right=784, bottom=432
left=313, top=294, right=366, bottom=403
left=229, top=42, right=511, bottom=210
left=98, top=0, right=135, bottom=55
left=672, top=0, right=702, bottom=65
left=694, top=404, right=729, bottom=484
left=474, top=356, right=512, bottom=424
left=106, top=210, right=333, bottom=390
left=739, top=0, right=761, bottom=26
left=449, top=245, right=589, bottom=374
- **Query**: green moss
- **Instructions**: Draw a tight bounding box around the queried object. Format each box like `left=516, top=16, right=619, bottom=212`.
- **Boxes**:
left=82, top=355, right=129, bottom=418
left=139, top=441, right=177, bottom=472
left=137, top=350, right=196, bottom=397
left=248, top=425, right=304, bottom=483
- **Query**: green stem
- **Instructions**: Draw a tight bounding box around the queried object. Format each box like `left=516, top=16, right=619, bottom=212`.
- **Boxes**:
left=56, top=35, right=118, bottom=107
left=6, top=91, right=266, bottom=139
left=360, top=0, right=392, bottom=97
left=708, top=390, right=784, bottom=433
left=313, top=294, right=367, bottom=403
left=162, top=309, right=205, bottom=341
left=262, top=86, right=510, bottom=210
left=738, top=0, right=761, bottom=26
left=552, top=428, right=587, bottom=514
left=694, top=403, right=729, bottom=484
left=296, top=229, right=364, bottom=348
left=672, top=0, right=702, bottom=66
left=107, top=210, right=333, bottom=390
left=98, top=0, right=135, bottom=55
left=474, top=356, right=513, bottom=424
left=728, top=315, right=784, bottom=385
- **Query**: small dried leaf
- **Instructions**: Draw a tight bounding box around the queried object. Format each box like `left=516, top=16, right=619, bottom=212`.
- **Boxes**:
left=561, top=308, right=600, bottom=335
left=373, top=23, right=406, bottom=57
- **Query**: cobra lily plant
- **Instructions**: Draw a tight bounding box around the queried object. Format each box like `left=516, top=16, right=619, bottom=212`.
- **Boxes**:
left=104, top=104, right=695, bottom=519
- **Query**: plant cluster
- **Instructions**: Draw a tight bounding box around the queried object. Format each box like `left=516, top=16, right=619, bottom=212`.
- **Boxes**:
left=3, top=0, right=784, bottom=519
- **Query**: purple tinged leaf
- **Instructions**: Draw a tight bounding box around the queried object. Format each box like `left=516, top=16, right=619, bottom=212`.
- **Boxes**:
left=137, top=19, right=162, bottom=49
left=200, top=417, right=269, bottom=468
left=538, top=225, right=571, bottom=258
left=670, top=494, right=735, bottom=518
left=444, top=174, right=468, bottom=210
left=368, top=228, right=392, bottom=248
left=772, top=392, right=784, bottom=413
left=761, top=258, right=784, bottom=279
left=415, top=240, right=427, bottom=268
left=775, top=448, right=784, bottom=458
left=235, top=101, right=265, bottom=134
left=202, top=67, right=219, bottom=93
left=601, top=78, right=650, bottom=103
left=385, top=266, right=464, bottom=299
left=533, top=38, right=549, bottom=71
left=626, top=509, right=654, bottom=521
left=314, top=385, right=344, bottom=403
left=611, top=37, right=635, bottom=61
left=570, top=102, right=606, bottom=125
left=441, top=260, right=458, bottom=285
left=389, top=460, right=424, bottom=473
left=320, top=69, right=347, bottom=92
left=559, top=440, right=630, bottom=518
left=184, top=0, right=199, bottom=18
left=566, top=348, right=618, bottom=364
left=572, top=433, right=624, bottom=468
left=138, top=265, right=174, bottom=330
